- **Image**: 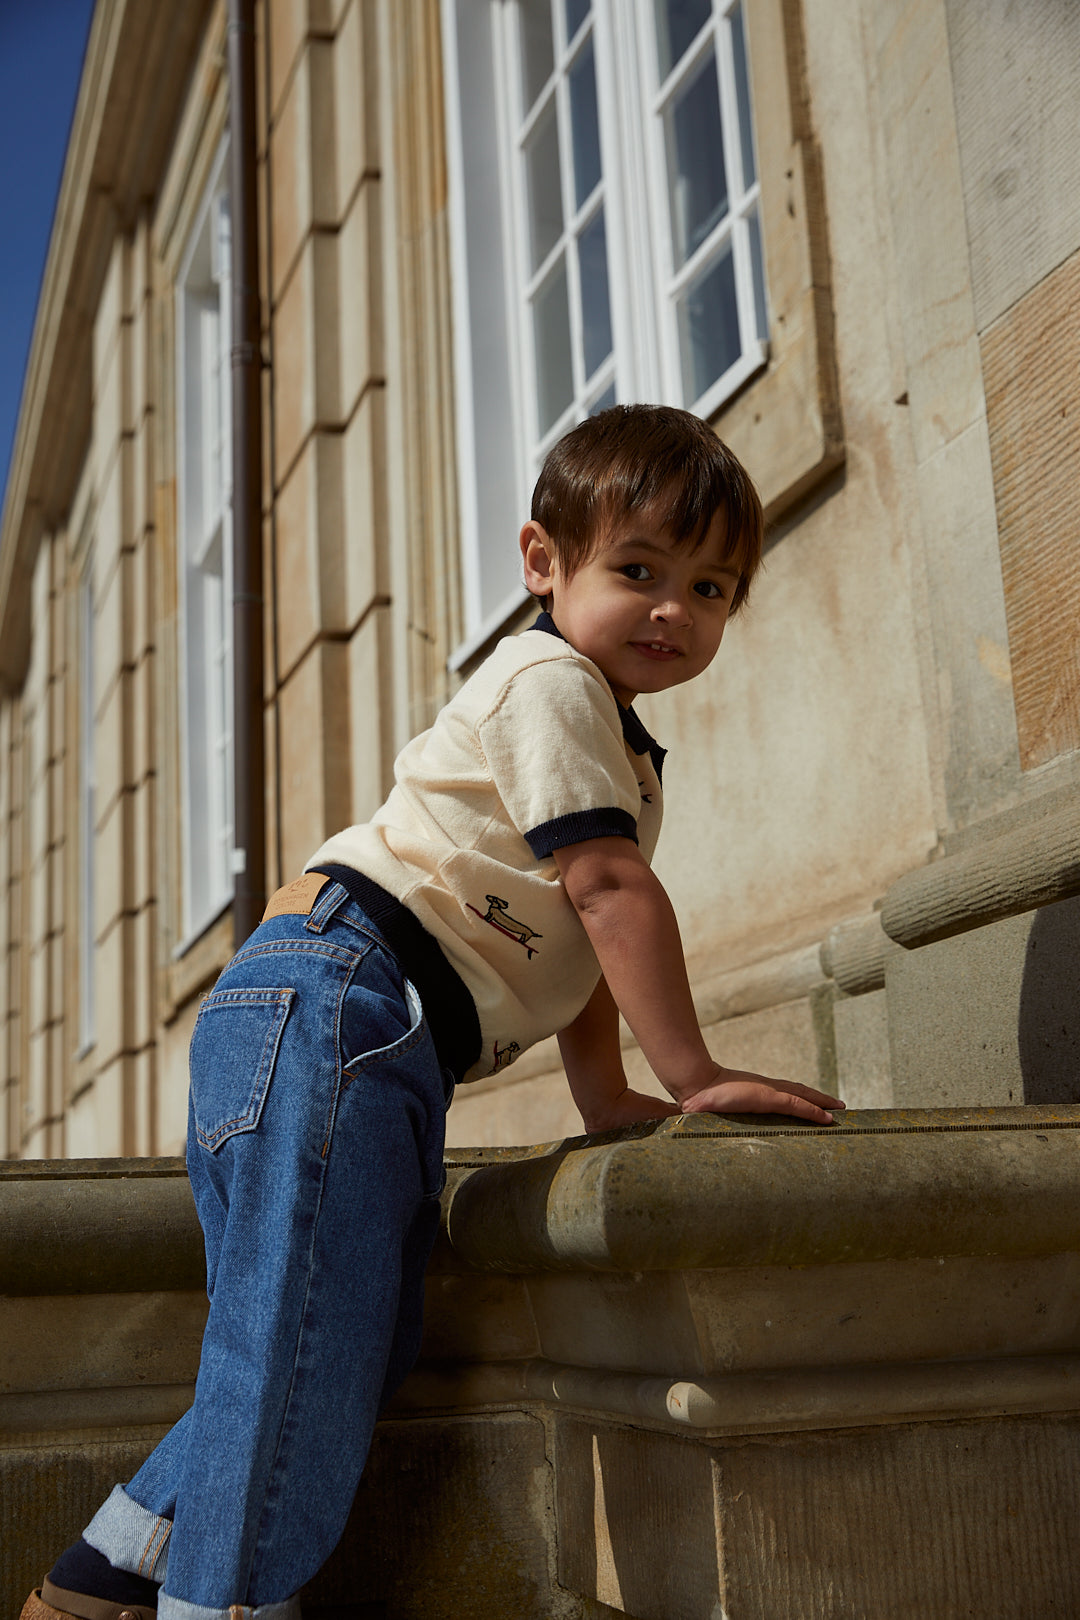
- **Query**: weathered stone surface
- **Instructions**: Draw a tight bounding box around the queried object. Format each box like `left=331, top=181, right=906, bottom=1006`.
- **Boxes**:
left=886, top=900, right=1080, bottom=1107
left=983, top=249, right=1080, bottom=770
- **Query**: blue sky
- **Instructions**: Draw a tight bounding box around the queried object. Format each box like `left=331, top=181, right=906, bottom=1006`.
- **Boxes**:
left=0, top=0, right=96, bottom=516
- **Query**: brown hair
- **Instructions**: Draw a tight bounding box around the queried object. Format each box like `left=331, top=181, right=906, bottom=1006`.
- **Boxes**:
left=530, top=404, right=764, bottom=612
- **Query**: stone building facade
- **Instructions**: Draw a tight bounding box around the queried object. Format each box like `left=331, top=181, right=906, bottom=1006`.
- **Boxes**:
left=1, top=0, right=1078, bottom=1161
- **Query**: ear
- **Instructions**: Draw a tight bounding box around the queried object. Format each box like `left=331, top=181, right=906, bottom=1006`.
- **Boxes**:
left=520, top=521, right=558, bottom=597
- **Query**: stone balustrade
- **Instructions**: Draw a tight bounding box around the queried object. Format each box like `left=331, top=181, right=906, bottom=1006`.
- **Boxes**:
left=4, top=1109, right=1080, bottom=1617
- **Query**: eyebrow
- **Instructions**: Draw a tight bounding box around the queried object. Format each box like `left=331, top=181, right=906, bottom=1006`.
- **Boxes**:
left=610, top=537, right=740, bottom=575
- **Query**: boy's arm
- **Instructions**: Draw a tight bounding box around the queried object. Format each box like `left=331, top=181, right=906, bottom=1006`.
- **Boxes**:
left=554, top=836, right=843, bottom=1124
left=558, top=972, right=680, bottom=1133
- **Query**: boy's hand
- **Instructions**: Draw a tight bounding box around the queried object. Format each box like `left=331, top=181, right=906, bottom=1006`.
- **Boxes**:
left=678, top=1065, right=844, bottom=1124
left=580, top=1086, right=681, bottom=1135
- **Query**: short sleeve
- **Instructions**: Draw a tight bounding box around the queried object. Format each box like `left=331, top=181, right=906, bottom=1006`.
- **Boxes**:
left=476, top=655, right=640, bottom=858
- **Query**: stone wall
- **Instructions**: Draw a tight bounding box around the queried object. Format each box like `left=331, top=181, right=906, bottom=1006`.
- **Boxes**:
left=6, top=1117, right=1080, bottom=1617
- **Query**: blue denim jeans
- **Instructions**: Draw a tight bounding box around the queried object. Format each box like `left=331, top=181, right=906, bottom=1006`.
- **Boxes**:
left=82, top=883, right=453, bottom=1619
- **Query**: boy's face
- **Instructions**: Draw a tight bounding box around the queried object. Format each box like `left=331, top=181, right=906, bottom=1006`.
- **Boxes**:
left=520, top=506, right=740, bottom=707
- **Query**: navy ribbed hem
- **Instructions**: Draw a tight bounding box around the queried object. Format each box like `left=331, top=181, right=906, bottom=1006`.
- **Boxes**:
left=308, top=865, right=482, bottom=1084
left=524, top=807, right=639, bottom=859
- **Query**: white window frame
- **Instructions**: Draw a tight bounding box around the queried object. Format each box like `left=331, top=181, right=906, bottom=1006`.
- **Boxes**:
left=176, top=141, right=235, bottom=943
left=443, top=0, right=769, bottom=661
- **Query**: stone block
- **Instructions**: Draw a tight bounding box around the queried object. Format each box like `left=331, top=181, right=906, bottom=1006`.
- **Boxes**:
left=983, top=248, right=1080, bottom=769
left=89, top=1053, right=133, bottom=1157
left=131, top=903, right=157, bottom=1052
left=833, top=987, right=893, bottom=1108
left=130, top=523, right=155, bottom=666
left=26, top=851, right=49, bottom=947
left=276, top=640, right=352, bottom=887
left=92, top=311, right=134, bottom=453
left=333, top=0, right=379, bottom=211
left=63, top=1085, right=101, bottom=1159
left=26, top=937, right=49, bottom=1043
left=158, top=995, right=201, bottom=1157
left=556, top=1417, right=718, bottom=1620
left=2, top=1292, right=206, bottom=1399
left=91, top=235, right=128, bottom=398
left=0, top=1433, right=171, bottom=1618
left=130, top=775, right=155, bottom=916
left=887, top=898, right=1080, bottom=1107
left=548, top=1409, right=1080, bottom=1620
left=269, top=38, right=337, bottom=299
left=946, top=0, right=1080, bottom=332
left=24, top=1028, right=47, bottom=1135
left=92, top=670, right=131, bottom=822
left=341, top=382, right=388, bottom=627
left=910, top=416, right=1019, bottom=826
left=273, top=430, right=346, bottom=681
left=92, top=921, right=136, bottom=1070
left=93, top=433, right=135, bottom=584
left=92, top=543, right=133, bottom=699
left=267, top=0, right=336, bottom=125
left=131, top=1043, right=157, bottom=1158
left=338, top=177, right=383, bottom=421
left=130, top=650, right=154, bottom=787
left=301, top=1412, right=555, bottom=1619
left=346, top=606, right=391, bottom=823
left=874, top=0, right=986, bottom=464
left=272, top=231, right=341, bottom=482
left=93, top=790, right=134, bottom=941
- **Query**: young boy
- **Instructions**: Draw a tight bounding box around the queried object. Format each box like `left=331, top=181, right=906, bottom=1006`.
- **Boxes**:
left=26, top=405, right=842, bottom=1620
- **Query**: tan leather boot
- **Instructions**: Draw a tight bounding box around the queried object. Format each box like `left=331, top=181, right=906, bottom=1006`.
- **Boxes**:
left=21, top=1583, right=157, bottom=1620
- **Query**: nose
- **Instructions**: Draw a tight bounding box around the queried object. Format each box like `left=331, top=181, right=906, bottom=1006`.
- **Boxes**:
left=652, top=593, right=691, bottom=627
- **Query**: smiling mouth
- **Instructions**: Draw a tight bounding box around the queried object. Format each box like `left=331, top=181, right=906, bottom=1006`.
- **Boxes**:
left=632, top=641, right=681, bottom=659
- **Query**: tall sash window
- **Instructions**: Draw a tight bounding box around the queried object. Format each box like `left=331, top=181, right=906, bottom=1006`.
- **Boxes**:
left=444, top=0, right=767, bottom=655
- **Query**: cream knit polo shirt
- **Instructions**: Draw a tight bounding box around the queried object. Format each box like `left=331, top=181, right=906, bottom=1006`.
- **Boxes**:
left=307, top=615, right=665, bottom=1083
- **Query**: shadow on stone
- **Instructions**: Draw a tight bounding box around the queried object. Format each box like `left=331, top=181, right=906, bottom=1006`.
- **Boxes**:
left=1018, top=895, right=1080, bottom=1103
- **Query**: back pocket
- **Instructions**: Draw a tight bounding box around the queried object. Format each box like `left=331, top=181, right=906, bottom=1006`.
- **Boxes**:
left=190, top=986, right=296, bottom=1152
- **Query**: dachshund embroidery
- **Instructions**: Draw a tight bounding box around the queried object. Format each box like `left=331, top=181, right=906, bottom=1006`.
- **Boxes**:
left=467, top=894, right=543, bottom=959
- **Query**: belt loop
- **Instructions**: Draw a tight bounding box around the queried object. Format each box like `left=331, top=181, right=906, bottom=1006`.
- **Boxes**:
left=304, top=879, right=346, bottom=934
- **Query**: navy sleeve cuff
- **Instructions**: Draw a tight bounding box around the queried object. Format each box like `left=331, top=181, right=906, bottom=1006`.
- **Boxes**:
left=525, top=807, right=639, bottom=859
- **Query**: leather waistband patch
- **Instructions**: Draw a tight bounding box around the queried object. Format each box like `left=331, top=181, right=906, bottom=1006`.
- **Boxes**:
left=261, top=871, right=330, bottom=922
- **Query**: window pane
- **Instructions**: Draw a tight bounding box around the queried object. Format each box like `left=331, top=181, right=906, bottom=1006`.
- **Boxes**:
left=579, top=207, right=612, bottom=377
left=654, top=0, right=711, bottom=80
left=748, top=206, right=768, bottom=340
left=565, top=0, right=590, bottom=41
left=730, top=3, right=756, bottom=190
left=569, top=37, right=601, bottom=209
left=534, top=258, right=574, bottom=432
left=677, top=245, right=740, bottom=403
left=525, top=100, right=563, bottom=271
left=589, top=382, right=616, bottom=414
left=665, top=52, right=727, bottom=267
left=519, top=0, right=555, bottom=110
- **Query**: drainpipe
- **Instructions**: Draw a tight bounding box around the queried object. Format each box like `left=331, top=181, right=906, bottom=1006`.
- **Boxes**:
left=227, top=0, right=266, bottom=947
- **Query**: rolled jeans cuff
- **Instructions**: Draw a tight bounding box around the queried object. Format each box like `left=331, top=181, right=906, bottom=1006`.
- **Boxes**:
left=83, top=1484, right=172, bottom=1582
left=159, top=1597, right=301, bottom=1620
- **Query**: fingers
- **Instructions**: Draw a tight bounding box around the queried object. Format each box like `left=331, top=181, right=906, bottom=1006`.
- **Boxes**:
left=679, top=1075, right=845, bottom=1123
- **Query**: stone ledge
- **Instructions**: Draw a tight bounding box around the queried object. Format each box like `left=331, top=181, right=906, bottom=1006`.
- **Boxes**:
left=391, top=1351, right=1080, bottom=1437
left=442, top=1106, right=1080, bottom=1272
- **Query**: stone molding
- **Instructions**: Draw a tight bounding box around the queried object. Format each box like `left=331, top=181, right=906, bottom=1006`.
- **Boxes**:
left=442, top=1108, right=1080, bottom=1273
left=395, top=1350, right=1080, bottom=1438
left=881, top=799, right=1080, bottom=949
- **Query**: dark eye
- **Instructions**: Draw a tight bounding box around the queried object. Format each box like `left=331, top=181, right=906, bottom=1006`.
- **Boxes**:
left=694, top=579, right=726, bottom=599
left=621, top=563, right=652, bottom=581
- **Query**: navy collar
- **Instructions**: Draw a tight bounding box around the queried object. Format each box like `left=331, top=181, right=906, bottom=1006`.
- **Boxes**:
left=532, top=611, right=667, bottom=782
